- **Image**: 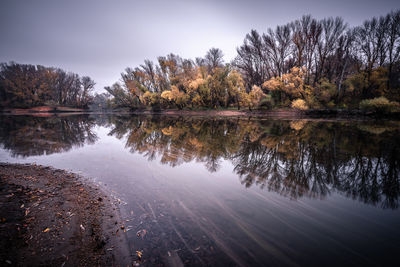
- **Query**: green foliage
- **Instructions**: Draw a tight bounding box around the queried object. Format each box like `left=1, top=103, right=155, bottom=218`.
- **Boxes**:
left=343, top=68, right=390, bottom=101
left=359, top=97, right=400, bottom=113
left=258, top=95, right=273, bottom=110
left=343, top=72, right=368, bottom=97
left=369, top=67, right=389, bottom=97
left=248, top=85, right=267, bottom=110
left=105, top=83, right=140, bottom=109
left=304, top=94, right=321, bottom=109
left=90, top=93, right=112, bottom=110
left=314, top=79, right=337, bottom=105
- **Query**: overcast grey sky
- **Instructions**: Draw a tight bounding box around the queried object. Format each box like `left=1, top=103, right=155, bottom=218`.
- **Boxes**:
left=0, top=0, right=399, bottom=92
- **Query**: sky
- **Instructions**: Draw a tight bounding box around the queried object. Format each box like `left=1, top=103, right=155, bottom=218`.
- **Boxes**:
left=0, top=0, right=399, bottom=93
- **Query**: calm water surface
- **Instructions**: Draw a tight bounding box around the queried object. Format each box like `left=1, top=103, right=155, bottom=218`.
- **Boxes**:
left=0, top=114, right=399, bottom=266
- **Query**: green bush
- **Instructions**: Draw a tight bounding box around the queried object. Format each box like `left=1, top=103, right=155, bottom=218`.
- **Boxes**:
left=304, top=95, right=322, bottom=109
left=315, top=78, right=337, bottom=105
left=258, top=95, right=273, bottom=110
left=359, top=97, right=400, bottom=113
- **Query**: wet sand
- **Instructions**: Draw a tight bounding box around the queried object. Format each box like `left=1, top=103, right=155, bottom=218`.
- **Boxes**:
left=0, top=163, right=131, bottom=266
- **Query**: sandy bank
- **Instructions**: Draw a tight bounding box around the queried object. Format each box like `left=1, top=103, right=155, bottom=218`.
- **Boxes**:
left=0, top=163, right=131, bottom=266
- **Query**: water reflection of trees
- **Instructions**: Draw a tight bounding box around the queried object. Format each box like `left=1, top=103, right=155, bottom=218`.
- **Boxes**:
left=108, top=116, right=400, bottom=209
left=0, top=115, right=97, bottom=157
left=233, top=120, right=400, bottom=208
left=108, top=116, right=244, bottom=172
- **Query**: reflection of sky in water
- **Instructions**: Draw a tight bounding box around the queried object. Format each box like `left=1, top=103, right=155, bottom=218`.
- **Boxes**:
left=0, top=116, right=399, bottom=266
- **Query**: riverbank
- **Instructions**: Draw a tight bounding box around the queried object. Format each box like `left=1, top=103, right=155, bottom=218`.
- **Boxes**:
left=130, top=108, right=400, bottom=119
left=2, top=107, right=399, bottom=119
left=0, top=163, right=131, bottom=266
left=2, top=106, right=86, bottom=115
left=132, top=108, right=302, bottom=117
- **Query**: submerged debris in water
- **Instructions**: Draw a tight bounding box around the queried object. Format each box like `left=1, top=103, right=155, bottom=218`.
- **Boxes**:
left=136, top=229, right=147, bottom=239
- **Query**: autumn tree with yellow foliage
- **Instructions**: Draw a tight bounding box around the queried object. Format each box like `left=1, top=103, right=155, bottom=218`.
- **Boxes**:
left=102, top=10, right=400, bottom=113
left=105, top=48, right=271, bottom=111
left=262, top=67, right=307, bottom=104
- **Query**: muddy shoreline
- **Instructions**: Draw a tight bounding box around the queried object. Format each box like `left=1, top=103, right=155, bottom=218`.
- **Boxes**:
left=0, top=163, right=131, bottom=266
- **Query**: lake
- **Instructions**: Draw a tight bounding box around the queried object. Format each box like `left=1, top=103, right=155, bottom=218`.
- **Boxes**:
left=0, top=114, right=399, bottom=266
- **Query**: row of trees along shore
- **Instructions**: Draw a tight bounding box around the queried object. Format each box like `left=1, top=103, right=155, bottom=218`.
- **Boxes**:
left=0, top=62, right=95, bottom=108
left=105, top=10, right=400, bottom=113
left=0, top=10, right=399, bottom=112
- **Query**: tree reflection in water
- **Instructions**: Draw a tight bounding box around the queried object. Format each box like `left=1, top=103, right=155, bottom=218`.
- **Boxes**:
left=0, top=115, right=98, bottom=157
left=107, top=116, right=400, bottom=209
left=0, top=114, right=398, bottom=209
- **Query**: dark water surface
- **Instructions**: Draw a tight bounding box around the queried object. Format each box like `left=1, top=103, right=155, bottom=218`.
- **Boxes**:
left=1, top=114, right=399, bottom=266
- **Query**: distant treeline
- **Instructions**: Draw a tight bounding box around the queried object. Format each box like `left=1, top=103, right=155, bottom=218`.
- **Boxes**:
left=0, top=62, right=95, bottom=108
left=1, top=10, right=399, bottom=112
left=105, top=10, right=400, bottom=112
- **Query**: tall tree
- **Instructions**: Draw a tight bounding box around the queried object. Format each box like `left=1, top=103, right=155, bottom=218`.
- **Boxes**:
left=263, top=24, right=293, bottom=77
left=205, top=48, right=224, bottom=72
